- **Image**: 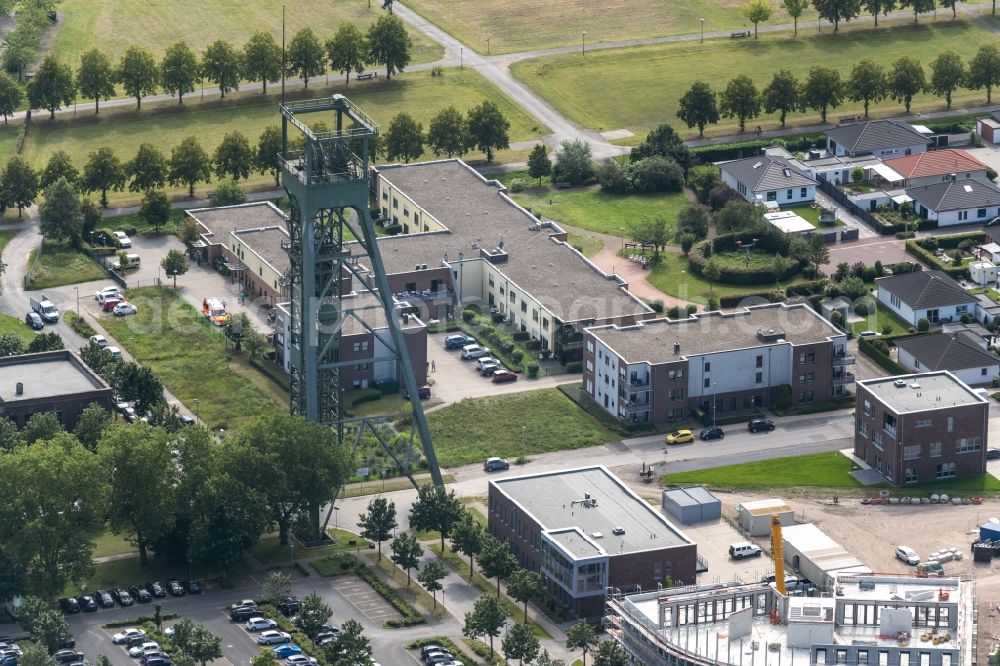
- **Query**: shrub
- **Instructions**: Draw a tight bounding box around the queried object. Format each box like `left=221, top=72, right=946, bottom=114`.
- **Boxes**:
left=882, top=324, right=893, bottom=335
left=595, top=158, right=631, bottom=193
left=462, top=308, right=477, bottom=323
left=961, top=313, right=973, bottom=324
left=773, top=384, right=792, bottom=411
left=552, top=139, right=594, bottom=186
left=854, top=303, right=868, bottom=317
left=628, top=155, right=684, bottom=193
left=665, top=305, right=683, bottom=318
left=872, top=339, right=891, bottom=355
left=917, top=317, right=930, bottom=332
left=648, top=299, right=664, bottom=313
left=686, top=304, right=697, bottom=315
left=103, top=613, right=180, bottom=629
left=565, top=361, right=583, bottom=373
left=850, top=166, right=864, bottom=182
left=527, top=362, right=539, bottom=379
left=508, top=179, right=526, bottom=193
left=706, top=296, right=719, bottom=311
left=707, top=185, right=743, bottom=211
left=512, top=331, right=530, bottom=341
left=989, top=168, right=998, bottom=181
left=510, top=349, right=524, bottom=363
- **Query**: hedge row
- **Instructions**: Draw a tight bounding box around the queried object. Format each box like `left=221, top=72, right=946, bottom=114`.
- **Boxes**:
left=904, top=240, right=968, bottom=278
left=858, top=336, right=907, bottom=375
left=720, top=290, right=783, bottom=308
left=688, top=238, right=803, bottom=285
left=690, top=132, right=827, bottom=163
left=926, top=230, right=986, bottom=249
left=102, top=612, right=180, bottom=629
left=355, top=564, right=425, bottom=627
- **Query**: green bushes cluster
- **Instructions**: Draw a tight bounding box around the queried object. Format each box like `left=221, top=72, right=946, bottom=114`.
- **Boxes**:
left=688, top=232, right=803, bottom=285
left=906, top=240, right=968, bottom=278
left=858, top=336, right=906, bottom=374
left=103, top=612, right=180, bottom=629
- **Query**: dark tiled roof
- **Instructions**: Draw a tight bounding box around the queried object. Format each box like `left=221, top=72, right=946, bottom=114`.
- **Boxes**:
left=825, top=120, right=929, bottom=154
left=896, top=332, right=999, bottom=371
left=717, top=155, right=816, bottom=192
left=876, top=270, right=976, bottom=309
left=905, top=178, right=1000, bottom=212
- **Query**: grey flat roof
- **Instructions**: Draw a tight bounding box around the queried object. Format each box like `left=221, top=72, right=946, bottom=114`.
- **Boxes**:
left=233, top=226, right=290, bottom=274
left=187, top=201, right=288, bottom=245
left=492, top=465, right=692, bottom=559
left=338, top=290, right=425, bottom=337
left=0, top=351, right=108, bottom=401
left=587, top=303, right=843, bottom=365
left=373, top=160, right=651, bottom=322
left=859, top=372, right=987, bottom=413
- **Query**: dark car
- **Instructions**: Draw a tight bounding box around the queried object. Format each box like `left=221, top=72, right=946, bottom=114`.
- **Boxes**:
left=95, top=590, right=114, bottom=608
left=484, top=457, right=510, bottom=472
left=699, top=426, right=725, bottom=441
left=276, top=597, right=300, bottom=617
left=77, top=596, right=97, bottom=612
left=147, top=581, right=166, bottom=598
left=58, top=639, right=76, bottom=650
left=129, top=586, right=152, bottom=603
left=230, top=606, right=259, bottom=622
left=988, top=448, right=1000, bottom=460
left=58, top=598, right=80, bottom=614
left=748, top=418, right=775, bottom=433
left=53, top=651, right=83, bottom=664
left=112, top=588, right=133, bottom=606
left=167, top=580, right=185, bottom=597
left=25, top=312, right=43, bottom=330
left=182, top=580, right=202, bottom=594
left=403, top=385, right=432, bottom=400
left=444, top=334, right=475, bottom=350
left=143, top=658, right=171, bottom=666
left=125, top=637, right=146, bottom=650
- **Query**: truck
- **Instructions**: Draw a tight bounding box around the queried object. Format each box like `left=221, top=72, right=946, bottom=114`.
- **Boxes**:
left=29, top=295, right=59, bottom=323
left=202, top=297, right=230, bottom=327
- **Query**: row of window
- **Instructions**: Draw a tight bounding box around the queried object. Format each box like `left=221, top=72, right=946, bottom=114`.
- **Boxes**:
left=763, top=187, right=810, bottom=201
left=956, top=207, right=992, bottom=221
left=704, top=372, right=763, bottom=388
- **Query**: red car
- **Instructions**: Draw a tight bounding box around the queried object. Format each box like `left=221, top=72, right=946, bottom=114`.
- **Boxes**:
left=102, top=297, right=123, bottom=312
left=491, top=369, right=518, bottom=383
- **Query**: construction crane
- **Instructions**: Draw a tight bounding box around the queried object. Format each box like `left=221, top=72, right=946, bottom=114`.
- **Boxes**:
left=771, top=514, right=786, bottom=596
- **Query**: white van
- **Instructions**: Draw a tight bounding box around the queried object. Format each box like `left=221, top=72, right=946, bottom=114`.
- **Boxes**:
left=113, top=253, right=141, bottom=270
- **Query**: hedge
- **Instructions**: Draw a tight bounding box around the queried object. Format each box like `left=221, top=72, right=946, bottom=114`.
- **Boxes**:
left=925, top=231, right=985, bottom=250
left=688, top=233, right=803, bottom=285
left=355, top=564, right=425, bottom=627
left=719, top=291, right=780, bottom=308
left=858, top=336, right=907, bottom=374
left=103, top=612, right=180, bottom=629
left=690, top=132, right=826, bottom=163
left=905, top=240, right=968, bottom=278
left=64, top=311, right=97, bottom=339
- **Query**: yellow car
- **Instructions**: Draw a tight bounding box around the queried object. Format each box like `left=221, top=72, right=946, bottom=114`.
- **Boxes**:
left=665, top=429, right=695, bottom=445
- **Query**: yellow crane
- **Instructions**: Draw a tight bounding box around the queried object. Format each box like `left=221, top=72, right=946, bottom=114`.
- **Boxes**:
left=771, top=514, right=786, bottom=596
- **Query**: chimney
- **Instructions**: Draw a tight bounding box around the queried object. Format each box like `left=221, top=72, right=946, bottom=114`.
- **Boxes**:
left=15, top=382, right=22, bottom=395
left=673, top=340, right=680, bottom=354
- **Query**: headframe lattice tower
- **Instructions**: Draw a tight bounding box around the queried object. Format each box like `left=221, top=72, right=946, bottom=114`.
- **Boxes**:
left=279, top=95, right=442, bottom=486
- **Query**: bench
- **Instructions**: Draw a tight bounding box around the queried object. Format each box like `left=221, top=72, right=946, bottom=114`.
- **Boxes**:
left=357, top=72, right=377, bottom=80
left=838, top=115, right=859, bottom=123
left=731, top=30, right=751, bottom=38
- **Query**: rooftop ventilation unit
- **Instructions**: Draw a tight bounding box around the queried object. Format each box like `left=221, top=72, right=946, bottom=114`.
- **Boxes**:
left=894, top=379, right=907, bottom=388
left=752, top=161, right=764, bottom=169
left=612, top=527, right=626, bottom=535
left=591, top=532, right=604, bottom=539
left=910, top=382, right=921, bottom=389
left=572, top=493, right=598, bottom=508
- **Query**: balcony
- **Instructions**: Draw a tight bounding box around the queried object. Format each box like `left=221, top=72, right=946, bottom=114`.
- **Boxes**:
left=622, top=401, right=651, bottom=415
left=624, top=375, right=651, bottom=391
left=833, top=353, right=856, bottom=366
left=832, top=372, right=855, bottom=386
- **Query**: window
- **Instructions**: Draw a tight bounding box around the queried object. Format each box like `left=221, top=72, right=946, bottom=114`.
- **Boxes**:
left=403, top=207, right=409, bottom=217
left=668, top=369, right=685, bottom=380
left=800, top=187, right=807, bottom=197
left=488, top=274, right=495, bottom=287
left=392, top=197, right=398, bottom=208
left=542, top=318, right=549, bottom=330
left=903, top=445, right=920, bottom=460
left=521, top=301, right=528, bottom=313
left=509, top=290, right=516, bottom=303
left=914, top=419, right=931, bottom=429
left=873, top=430, right=883, bottom=451
left=958, top=210, right=969, bottom=221
left=858, top=421, right=868, bottom=438
left=904, top=467, right=919, bottom=483
left=936, top=462, right=956, bottom=479
left=979, top=208, right=988, bottom=218
left=766, top=191, right=777, bottom=201
left=668, top=389, right=684, bottom=401
left=797, top=372, right=814, bottom=383
left=755, top=371, right=763, bottom=383
left=798, top=391, right=814, bottom=403
left=587, top=340, right=594, bottom=353
left=353, top=362, right=370, bottom=371
left=704, top=378, right=711, bottom=388
left=883, top=412, right=897, bottom=437
left=927, top=308, right=939, bottom=323
left=957, top=437, right=982, bottom=453
left=947, top=416, right=954, bottom=432
left=983, top=368, right=989, bottom=375
left=704, top=362, right=711, bottom=372
left=532, top=309, right=539, bottom=322
left=786, top=189, right=793, bottom=199
left=863, top=399, right=871, bottom=416
left=756, top=355, right=763, bottom=368
left=929, top=441, right=942, bottom=457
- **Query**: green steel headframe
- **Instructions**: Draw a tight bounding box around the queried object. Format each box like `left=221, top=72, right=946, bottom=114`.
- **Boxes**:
left=279, top=95, right=442, bottom=487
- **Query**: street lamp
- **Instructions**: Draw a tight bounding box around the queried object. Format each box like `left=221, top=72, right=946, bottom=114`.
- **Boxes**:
left=582, top=31, right=587, bottom=55
left=521, top=425, right=526, bottom=460
left=460, top=46, right=463, bottom=69
left=712, top=381, right=717, bottom=426
left=700, top=18, right=705, bottom=43
left=486, top=37, right=490, bottom=54
left=334, top=506, right=340, bottom=531
left=620, top=226, right=625, bottom=252
left=193, top=398, right=200, bottom=420
left=74, top=286, right=79, bottom=316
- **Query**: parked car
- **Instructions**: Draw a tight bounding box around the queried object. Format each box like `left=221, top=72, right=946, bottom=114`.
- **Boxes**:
left=230, top=606, right=259, bottom=622
left=101, top=297, right=123, bottom=312
left=89, top=334, right=108, bottom=348
left=284, top=656, right=318, bottom=666
left=896, top=545, right=920, bottom=566
left=748, top=418, right=775, bottom=433
left=988, top=448, right=1000, bottom=460
left=113, top=302, right=138, bottom=316
left=425, top=652, right=454, bottom=665
left=53, top=651, right=84, bottom=664
left=421, top=646, right=453, bottom=661
left=699, top=426, right=725, bottom=441
left=125, top=637, right=146, bottom=650
left=403, top=384, right=432, bottom=400
left=107, top=346, right=123, bottom=359
left=25, top=312, right=43, bottom=330
left=167, top=580, right=185, bottom=596
left=59, top=598, right=80, bottom=614
left=128, top=586, right=151, bottom=603
left=270, top=646, right=302, bottom=658
left=313, top=631, right=339, bottom=644
left=491, top=369, right=517, bottom=383
left=182, top=580, right=201, bottom=594
left=461, top=344, right=490, bottom=360
left=729, top=542, right=763, bottom=560
left=128, top=642, right=161, bottom=658
left=276, top=597, right=300, bottom=616
left=256, top=631, right=291, bottom=646
left=246, top=618, right=278, bottom=632
left=476, top=357, right=499, bottom=371
left=96, top=286, right=122, bottom=302
left=665, top=429, right=695, bottom=445
left=444, top=334, right=475, bottom=349
left=142, top=657, right=171, bottom=666
left=112, top=588, right=133, bottom=606
left=230, top=599, right=257, bottom=609
left=96, top=590, right=114, bottom=608
left=112, top=629, right=146, bottom=644
left=113, top=231, right=132, bottom=248
left=77, top=596, right=97, bottom=612
left=484, top=457, right=510, bottom=471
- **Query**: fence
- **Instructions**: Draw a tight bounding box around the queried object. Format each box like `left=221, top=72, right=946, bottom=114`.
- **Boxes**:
left=816, top=178, right=883, bottom=233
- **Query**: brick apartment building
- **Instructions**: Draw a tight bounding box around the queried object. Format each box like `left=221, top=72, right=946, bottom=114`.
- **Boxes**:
left=583, top=303, right=852, bottom=424
left=0, top=350, right=113, bottom=428
left=855, top=372, right=989, bottom=484
left=488, top=466, right=698, bottom=618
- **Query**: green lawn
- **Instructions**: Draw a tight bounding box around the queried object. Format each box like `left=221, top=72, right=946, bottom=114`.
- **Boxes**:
left=99, top=286, right=287, bottom=430
left=786, top=204, right=845, bottom=228
left=0, top=124, right=22, bottom=165
left=91, top=527, right=137, bottom=559
left=62, top=552, right=252, bottom=598
left=25, top=242, right=107, bottom=290
left=251, top=529, right=370, bottom=565
left=663, top=451, right=865, bottom=489
left=511, top=20, right=1000, bottom=136
left=52, top=0, right=443, bottom=64
left=566, top=231, right=604, bottom=258
left=22, top=69, right=545, bottom=205
left=426, top=388, right=617, bottom=468
left=850, top=302, right=913, bottom=336
left=100, top=209, right=188, bottom=236
left=0, top=311, right=42, bottom=345
left=645, top=250, right=806, bottom=304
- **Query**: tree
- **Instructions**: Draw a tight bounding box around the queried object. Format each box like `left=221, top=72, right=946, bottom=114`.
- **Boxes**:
left=677, top=203, right=709, bottom=238
left=900, top=0, right=935, bottom=21
left=82, top=147, right=126, bottom=207
left=385, top=113, right=424, bottom=163
left=357, top=496, right=397, bottom=561
left=676, top=81, right=719, bottom=137
left=742, top=0, right=773, bottom=37
left=111, top=362, right=164, bottom=414
left=0, top=416, right=20, bottom=451
left=367, top=13, right=411, bottom=79
left=553, top=139, right=594, bottom=186
left=762, top=69, right=799, bottom=126
left=527, top=143, right=551, bottom=184
left=27, top=332, right=63, bottom=354
left=888, top=56, right=925, bottom=112
left=96, top=423, right=175, bottom=565
left=74, top=403, right=111, bottom=451
left=389, top=532, right=422, bottom=586
left=288, top=28, right=325, bottom=88
left=323, top=619, right=371, bottom=665
left=463, top=594, right=508, bottom=658
left=76, top=49, right=116, bottom=114
left=503, top=623, right=540, bottom=666
left=326, top=23, right=367, bottom=86
left=295, top=592, right=333, bottom=639
left=592, top=640, right=628, bottom=666
left=38, top=178, right=83, bottom=242
left=930, top=50, right=965, bottom=108
left=161, top=249, right=189, bottom=288
left=212, top=131, right=253, bottom=181
left=160, top=41, right=198, bottom=104
left=783, top=0, right=811, bottom=34
left=426, top=106, right=469, bottom=157
left=18, top=597, right=70, bottom=654
left=969, top=45, right=1000, bottom=103
left=812, top=0, right=862, bottom=29
left=251, top=653, right=280, bottom=666
left=628, top=216, right=671, bottom=264
left=209, top=179, right=246, bottom=206
left=417, top=560, right=447, bottom=609
left=536, top=651, right=568, bottom=666
left=478, top=534, right=517, bottom=598
left=466, top=100, right=510, bottom=162
left=629, top=123, right=692, bottom=172
left=719, top=74, right=760, bottom=133
left=863, top=0, right=896, bottom=25
left=449, top=510, right=483, bottom=577
left=565, top=622, right=599, bottom=666
left=18, top=640, right=59, bottom=666
left=939, top=0, right=961, bottom=17
left=201, top=40, right=241, bottom=98
left=507, top=569, right=543, bottom=623
left=27, top=55, right=75, bottom=119
left=117, top=46, right=159, bottom=109
left=22, top=413, right=60, bottom=444
left=716, top=200, right=765, bottom=234
left=801, top=65, right=844, bottom=122
left=806, top=232, right=830, bottom=271
left=226, top=413, right=350, bottom=544
left=0, top=434, right=106, bottom=597
left=846, top=59, right=886, bottom=118
left=241, top=31, right=282, bottom=93
left=260, top=570, right=292, bottom=606
left=0, top=71, right=21, bottom=124
left=41, top=151, right=77, bottom=188
left=127, top=143, right=167, bottom=193
left=409, top=483, right=464, bottom=551
left=185, top=625, right=222, bottom=666
left=137, top=190, right=171, bottom=234
left=256, top=126, right=282, bottom=185
left=2, top=156, right=38, bottom=217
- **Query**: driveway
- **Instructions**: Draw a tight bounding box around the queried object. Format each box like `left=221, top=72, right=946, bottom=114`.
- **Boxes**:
left=821, top=237, right=912, bottom=274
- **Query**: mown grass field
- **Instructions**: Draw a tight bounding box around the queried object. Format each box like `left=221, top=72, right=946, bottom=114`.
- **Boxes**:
left=25, top=241, right=107, bottom=290
left=426, top=388, right=617, bottom=468
left=22, top=69, right=545, bottom=206
left=512, top=20, right=1000, bottom=136
left=52, top=0, right=443, bottom=64
left=644, top=249, right=808, bottom=304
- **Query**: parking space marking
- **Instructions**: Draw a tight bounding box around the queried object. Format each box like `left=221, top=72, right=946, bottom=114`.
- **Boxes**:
left=329, top=575, right=402, bottom=625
